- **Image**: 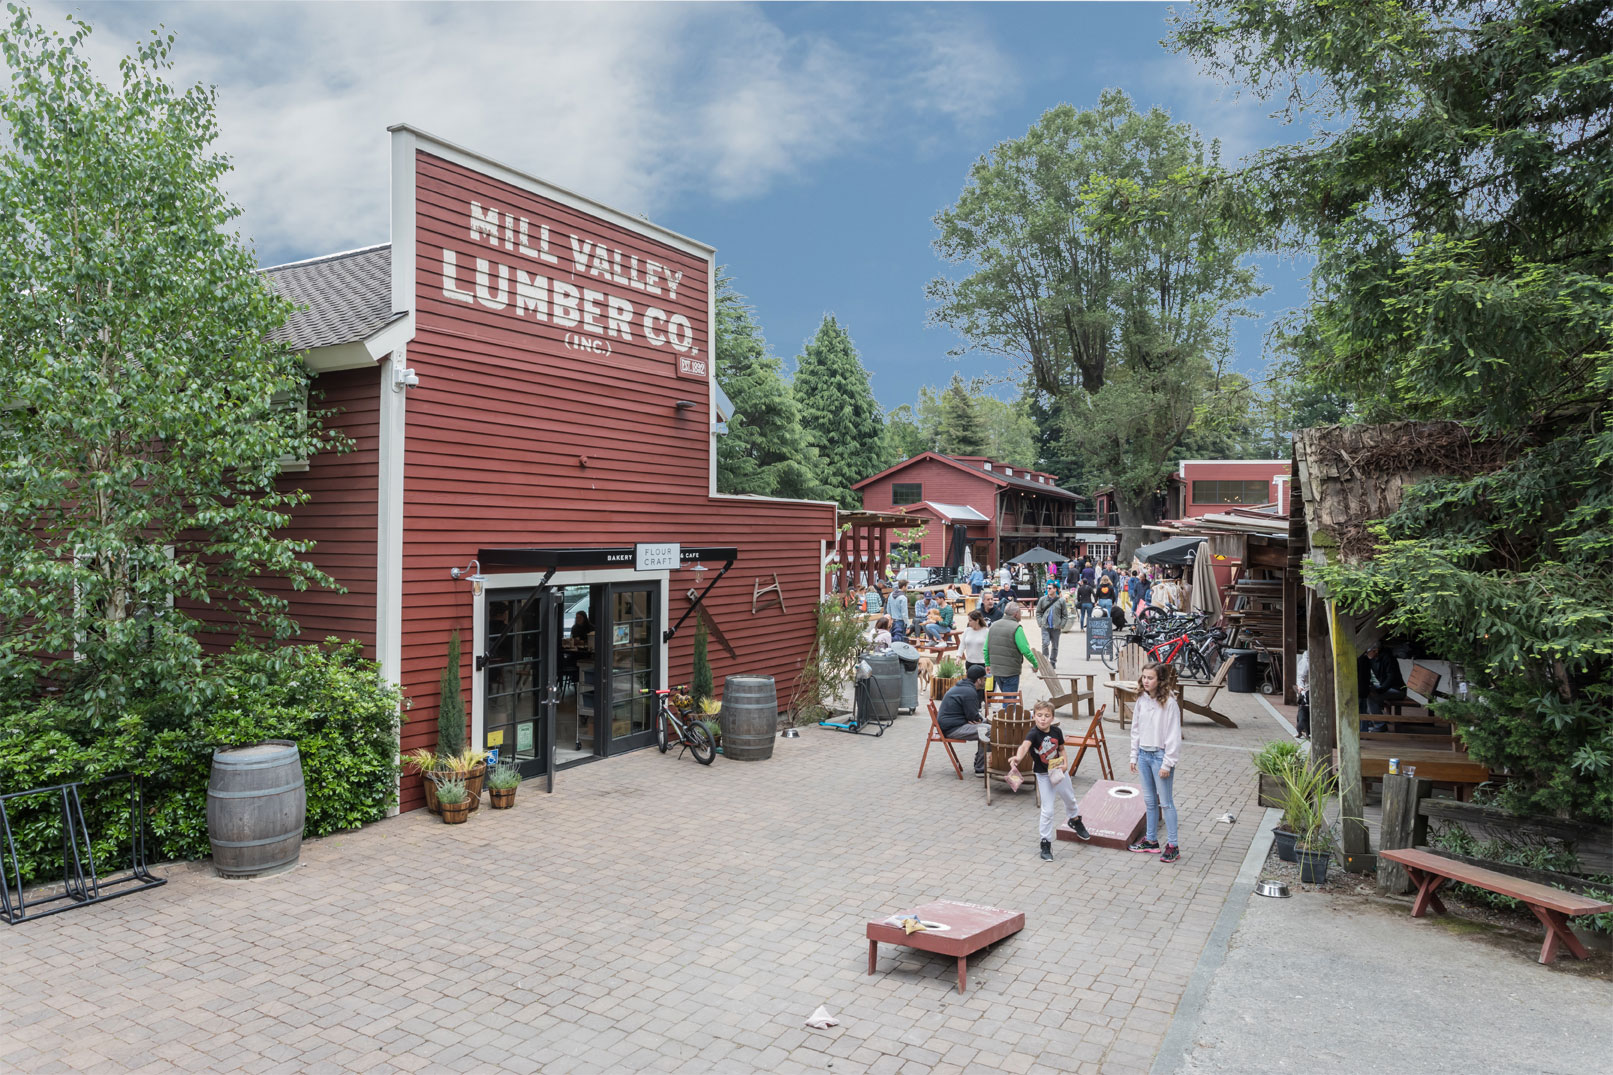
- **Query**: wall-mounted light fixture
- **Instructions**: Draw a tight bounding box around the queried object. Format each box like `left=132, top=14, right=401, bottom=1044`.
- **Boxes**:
left=674, top=400, right=697, bottom=410
left=449, top=558, right=485, bottom=597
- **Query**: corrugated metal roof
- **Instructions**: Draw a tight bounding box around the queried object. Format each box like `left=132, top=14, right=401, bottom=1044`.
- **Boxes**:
left=262, top=244, right=400, bottom=352
left=924, top=500, right=990, bottom=523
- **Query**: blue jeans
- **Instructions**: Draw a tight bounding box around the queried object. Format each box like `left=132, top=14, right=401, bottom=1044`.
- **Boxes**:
left=994, top=674, right=1020, bottom=696
left=1079, top=602, right=1092, bottom=628
left=1098, top=599, right=1113, bottom=614
left=1136, top=748, right=1178, bottom=846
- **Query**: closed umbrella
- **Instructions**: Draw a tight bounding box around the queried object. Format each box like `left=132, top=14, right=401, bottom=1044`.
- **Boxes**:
left=1190, top=541, right=1222, bottom=618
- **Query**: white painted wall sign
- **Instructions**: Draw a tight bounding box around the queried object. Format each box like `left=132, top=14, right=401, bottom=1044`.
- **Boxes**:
left=635, top=542, right=681, bottom=571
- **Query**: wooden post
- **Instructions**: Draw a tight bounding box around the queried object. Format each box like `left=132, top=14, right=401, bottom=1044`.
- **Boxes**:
left=1329, top=600, right=1370, bottom=866
left=1282, top=564, right=1299, bottom=704
left=853, top=526, right=864, bottom=589
left=1376, top=775, right=1430, bottom=894
left=1307, top=593, right=1336, bottom=759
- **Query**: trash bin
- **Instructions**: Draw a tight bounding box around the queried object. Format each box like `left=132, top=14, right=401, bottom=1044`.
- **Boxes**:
left=1225, top=649, right=1259, bottom=693
left=891, top=642, right=921, bottom=714
left=863, top=652, right=902, bottom=722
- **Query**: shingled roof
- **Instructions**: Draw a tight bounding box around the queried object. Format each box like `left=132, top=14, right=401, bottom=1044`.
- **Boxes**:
left=262, top=244, right=400, bottom=352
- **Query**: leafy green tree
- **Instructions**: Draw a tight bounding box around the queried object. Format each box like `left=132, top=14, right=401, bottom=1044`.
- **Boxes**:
left=792, top=315, right=887, bottom=508
left=884, top=403, right=933, bottom=461
left=975, top=390, right=1039, bottom=470
left=1176, top=0, right=1613, bottom=821
left=930, top=91, right=1263, bottom=553
left=0, top=10, right=340, bottom=720
left=934, top=373, right=988, bottom=455
left=713, top=274, right=825, bottom=500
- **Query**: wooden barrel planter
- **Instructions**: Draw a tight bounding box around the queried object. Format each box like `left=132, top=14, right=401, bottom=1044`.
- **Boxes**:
left=207, top=740, right=306, bottom=879
left=719, top=675, right=779, bottom=761
left=932, top=675, right=961, bottom=701
left=423, top=761, right=486, bottom=814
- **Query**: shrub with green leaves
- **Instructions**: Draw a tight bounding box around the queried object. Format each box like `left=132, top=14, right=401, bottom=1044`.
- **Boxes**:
left=0, top=640, right=401, bottom=885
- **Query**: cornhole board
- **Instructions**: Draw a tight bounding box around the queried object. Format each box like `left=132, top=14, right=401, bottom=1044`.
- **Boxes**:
left=866, top=900, right=1024, bottom=993
left=1057, top=779, right=1147, bottom=849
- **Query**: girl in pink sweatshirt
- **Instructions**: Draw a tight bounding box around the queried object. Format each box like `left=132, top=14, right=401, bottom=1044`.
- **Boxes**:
left=1128, top=660, right=1183, bottom=863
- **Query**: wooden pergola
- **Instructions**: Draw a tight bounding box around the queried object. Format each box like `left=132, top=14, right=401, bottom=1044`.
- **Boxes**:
left=831, top=509, right=926, bottom=594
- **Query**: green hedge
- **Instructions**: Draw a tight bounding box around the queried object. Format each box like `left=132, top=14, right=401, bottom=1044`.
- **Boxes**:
left=0, top=640, right=401, bottom=885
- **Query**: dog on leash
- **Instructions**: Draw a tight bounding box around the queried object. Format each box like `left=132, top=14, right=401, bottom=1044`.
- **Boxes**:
left=916, top=655, right=935, bottom=695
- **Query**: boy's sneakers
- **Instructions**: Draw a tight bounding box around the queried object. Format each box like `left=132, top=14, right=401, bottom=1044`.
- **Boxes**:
left=1128, top=837, right=1161, bottom=854
left=1068, top=816, right=1091, bottom=841
left=1160, top=844, right=1181, bottom=864
left=1039, top=839, right=1053, bottom=861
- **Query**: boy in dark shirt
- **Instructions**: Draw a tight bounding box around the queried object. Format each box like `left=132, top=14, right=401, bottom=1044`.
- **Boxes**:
left=1010, top=700, right=1090, bottom=859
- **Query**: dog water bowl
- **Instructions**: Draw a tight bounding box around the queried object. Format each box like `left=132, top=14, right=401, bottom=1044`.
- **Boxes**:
left=1255, top=879, right=1290, bottom=898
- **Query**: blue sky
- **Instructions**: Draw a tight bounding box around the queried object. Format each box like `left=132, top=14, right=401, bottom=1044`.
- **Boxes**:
left=61, top=1, right=1314, bottom=410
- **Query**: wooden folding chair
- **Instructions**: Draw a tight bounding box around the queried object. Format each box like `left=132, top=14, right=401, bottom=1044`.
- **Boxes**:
left=985, top=691, right=1022, bottom=718
left=919, top=700, right=973, bottom=780
left=1065, top=703, right=1113, bottom=781
left=984, top=706, right=1037, bottom=806
left=1406, top=663, right=1441, bottom=703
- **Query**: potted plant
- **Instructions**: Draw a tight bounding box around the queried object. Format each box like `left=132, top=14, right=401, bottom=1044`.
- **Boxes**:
left=1253, top=740, right=1301, bottom=810
left=1268, top=748, right=1330, bottom=863
left=698, top=697, right=723, bottom=754
left=401, top=746, right=488, bottom=814
left=1286, top=758, right=1342, bottom=883
left=932, top=656, right=965, bottom=700
left=435, top=778, right=471, bottom=824
left=486, top=762, right=521, bottom=809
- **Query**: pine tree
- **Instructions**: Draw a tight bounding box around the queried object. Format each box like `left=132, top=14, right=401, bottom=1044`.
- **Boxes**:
left=713, top=275, right=825, bottom=499
left=934, top=373, right=988, bottom=455
left=792, top=316, right=887, bottom=508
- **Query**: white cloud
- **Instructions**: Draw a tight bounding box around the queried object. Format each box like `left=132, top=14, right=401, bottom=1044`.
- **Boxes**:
left=40, top=1, right=1006, bottom=264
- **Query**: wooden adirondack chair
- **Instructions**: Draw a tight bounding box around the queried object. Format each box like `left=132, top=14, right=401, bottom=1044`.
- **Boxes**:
left=1036, top=667, right=1096, bottom=721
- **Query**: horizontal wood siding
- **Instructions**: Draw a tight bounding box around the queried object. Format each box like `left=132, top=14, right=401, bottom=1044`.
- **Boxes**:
left=185, top=367, right=380, bottom=654
left=858, top=458, right=1000, bottom=566
left=1180, top=461, right=1290, bottom=518
left=398, top=152, right=834, bottom=809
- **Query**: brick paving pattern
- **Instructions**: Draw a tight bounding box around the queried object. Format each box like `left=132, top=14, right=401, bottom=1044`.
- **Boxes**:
left=1, top=627, right=1278, bottom=1073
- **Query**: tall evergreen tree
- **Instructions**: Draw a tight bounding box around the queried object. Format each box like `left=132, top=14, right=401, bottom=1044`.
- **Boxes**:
left=934, top=373, right=988, bottom=455
left=792, top=316, right=886, bottom=508
left=713, top=275, right=825, bottom=500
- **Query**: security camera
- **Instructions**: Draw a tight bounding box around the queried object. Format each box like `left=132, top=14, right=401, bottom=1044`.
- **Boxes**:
left=392, top=366, right=420, bottom=391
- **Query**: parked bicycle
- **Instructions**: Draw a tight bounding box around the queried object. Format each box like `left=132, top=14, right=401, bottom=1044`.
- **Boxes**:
left=645, top=685, right=716, bottom=765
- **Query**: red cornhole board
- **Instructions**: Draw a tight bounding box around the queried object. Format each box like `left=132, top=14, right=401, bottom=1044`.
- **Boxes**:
left=1057, top=779, right=1148, bottom=849
left=866, top=900, right=1024, bottom=993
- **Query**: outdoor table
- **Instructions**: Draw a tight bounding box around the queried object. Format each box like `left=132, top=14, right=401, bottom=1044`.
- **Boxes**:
left=866, top=900, right=1024, bottom=993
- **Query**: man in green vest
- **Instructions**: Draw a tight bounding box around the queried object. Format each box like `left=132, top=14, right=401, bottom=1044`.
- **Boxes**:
left=984, top=600, right=1039, bottom=695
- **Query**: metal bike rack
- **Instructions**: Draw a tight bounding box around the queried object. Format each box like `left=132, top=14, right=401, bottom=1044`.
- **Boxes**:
left=0, top=774, right=166, bottom=925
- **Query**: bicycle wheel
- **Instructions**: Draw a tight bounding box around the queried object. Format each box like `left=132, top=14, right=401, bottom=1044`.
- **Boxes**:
left=1100, top=637, right=1118, bottom=672
left=1184, top=647, right=1212, bottom=683
left=656, top=711, right=670, bottom=753
left=687, top=723, right=717, bottom=765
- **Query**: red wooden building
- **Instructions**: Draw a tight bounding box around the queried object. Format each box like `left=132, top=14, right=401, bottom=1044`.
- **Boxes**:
left=263, top=126, right=836, bottom=809
left=851, top=452, right=1095, bottom=569
left=1170, top=459, right=1290, bottom=518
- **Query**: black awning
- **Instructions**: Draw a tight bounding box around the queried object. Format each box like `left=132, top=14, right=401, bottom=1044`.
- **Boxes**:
left=1134, top=535, right=1204, bottom=565
left=478, top=546, right=737, bottom=570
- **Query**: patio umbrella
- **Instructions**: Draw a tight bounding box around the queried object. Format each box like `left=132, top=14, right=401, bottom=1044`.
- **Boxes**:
left=1007, top=546, right=1069, bottom=565
left=1190, top=540, right=1222, bottom=617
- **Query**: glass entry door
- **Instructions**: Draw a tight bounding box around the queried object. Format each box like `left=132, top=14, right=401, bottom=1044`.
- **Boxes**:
left=484, top=588, right=561, bottom=789
left=605, top=584, right=659, bottom=752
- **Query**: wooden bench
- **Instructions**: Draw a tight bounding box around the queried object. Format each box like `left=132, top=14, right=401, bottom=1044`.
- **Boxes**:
left=1379, top=848, right=1612, bottom=965
left=1359, top=731, right=1460, bottom=750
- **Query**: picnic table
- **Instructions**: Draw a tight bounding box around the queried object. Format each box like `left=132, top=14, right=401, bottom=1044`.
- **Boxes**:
left=866, top=900, right=1024, bottom=993
left=1379, top=848, right=1613, bottom=964
left=1355, top=744, right=1491, bottom=790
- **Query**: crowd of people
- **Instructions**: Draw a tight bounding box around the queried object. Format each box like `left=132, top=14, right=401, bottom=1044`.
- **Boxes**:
left=843, top=552, right=1188, bottom=866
